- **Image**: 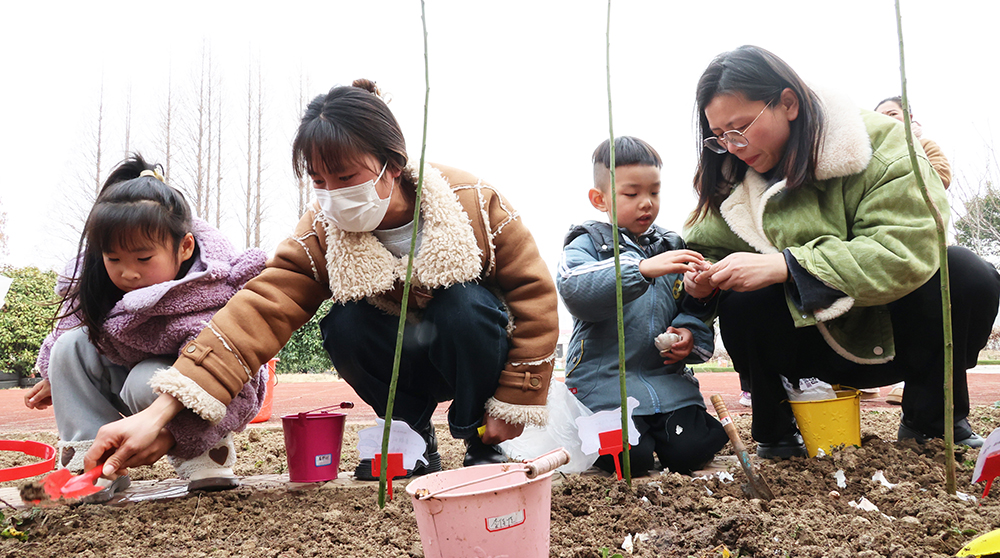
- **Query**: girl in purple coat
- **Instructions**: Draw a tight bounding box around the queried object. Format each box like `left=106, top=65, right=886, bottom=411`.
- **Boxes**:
left=25, top=154, right=267, bottom=502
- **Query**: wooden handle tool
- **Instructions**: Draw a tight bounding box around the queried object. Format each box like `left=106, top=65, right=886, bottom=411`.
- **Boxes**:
left=711, top=394, right=774, bottom=501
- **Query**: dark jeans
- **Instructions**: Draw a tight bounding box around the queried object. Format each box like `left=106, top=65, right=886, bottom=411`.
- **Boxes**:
left=594, top=406, right=728, bottom=476
left=719, top=246, right=1000, bottom=444
left=320, top=283, right=509, bottom=440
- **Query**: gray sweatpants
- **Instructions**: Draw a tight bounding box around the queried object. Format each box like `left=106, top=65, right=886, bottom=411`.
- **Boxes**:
left=48, top=327, right=172, bottom=442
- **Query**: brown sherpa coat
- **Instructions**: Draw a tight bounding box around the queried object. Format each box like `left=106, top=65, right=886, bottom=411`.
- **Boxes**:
left=152, top=163, right=558, bottom=427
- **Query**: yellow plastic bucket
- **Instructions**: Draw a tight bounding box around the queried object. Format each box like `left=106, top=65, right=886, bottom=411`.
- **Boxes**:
left=789, top=388, right=861, bottom=457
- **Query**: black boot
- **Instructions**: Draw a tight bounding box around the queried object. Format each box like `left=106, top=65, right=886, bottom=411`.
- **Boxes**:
left=354, top=422, right=443, bottom=481
left=463, top=435, right=506, bottom=467
left=756, top=431, right=807, bottom=459
left=898, top=418, right=985, bottom=448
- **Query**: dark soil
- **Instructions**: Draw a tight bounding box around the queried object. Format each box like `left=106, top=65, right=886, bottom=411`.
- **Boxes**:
left=1, top=406, right=999, bottom=557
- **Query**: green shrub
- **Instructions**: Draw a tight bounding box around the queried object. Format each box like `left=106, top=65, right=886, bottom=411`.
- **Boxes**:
left=0, top=266, right=58, bottom=376
left=275, top=299, right=335, bottom=374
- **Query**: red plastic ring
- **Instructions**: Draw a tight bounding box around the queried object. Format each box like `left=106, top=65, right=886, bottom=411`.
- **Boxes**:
left=0, top=440, right=56, bottom=482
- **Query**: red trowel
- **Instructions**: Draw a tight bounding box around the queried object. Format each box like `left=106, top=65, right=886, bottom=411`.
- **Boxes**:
left=39, top=466, right=105, bottom=501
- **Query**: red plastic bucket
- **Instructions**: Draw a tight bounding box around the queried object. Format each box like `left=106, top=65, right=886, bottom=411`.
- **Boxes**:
left=250, top=358, right=279, bottom=424
left=281, top=409, right=346, bottom=482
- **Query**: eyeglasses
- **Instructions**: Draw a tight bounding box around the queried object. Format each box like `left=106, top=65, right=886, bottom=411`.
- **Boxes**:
left=703, top=103, right=771, bottom=154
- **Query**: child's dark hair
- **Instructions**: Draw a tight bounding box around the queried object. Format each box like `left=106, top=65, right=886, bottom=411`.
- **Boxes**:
left=60, top=154, right=194, bottom=346
left=592, top=137, right=662, bottom=191
left=592, top=136, right=662, bottom=170
left=292, top=79, right=415, bottom=200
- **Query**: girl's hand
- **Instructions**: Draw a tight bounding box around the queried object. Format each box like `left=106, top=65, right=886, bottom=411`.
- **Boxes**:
left=702, top=252, right=788, bottom=292
left=24, top=379, right=52, bottom=410
left=85, top=393, right=182, bottom=476
left=480, top=413, right=524, bottom=445
left=661, top=327, right=693, bottom=365
left=638, top=250, right=706, bottom=280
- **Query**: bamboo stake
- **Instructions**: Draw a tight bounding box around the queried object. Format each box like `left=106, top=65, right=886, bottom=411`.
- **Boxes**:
left=379, top=0, right=430, bottom=508
left=606, top=0, right=631, bottom=486
left=894, top=0, right=956, bottom=494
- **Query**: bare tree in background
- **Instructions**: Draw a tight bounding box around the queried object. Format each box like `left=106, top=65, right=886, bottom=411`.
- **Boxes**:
left=191, top=45, right=209, bottom=219
left=204, top=50, right=214, bottom=222
left=160, top=68, right=175, bottom=183
left=953, top=142, right=1000, bottom=262
left=295, top=72, right=310, bottom=217
left=93, top=79, right=105, bottom=198
left=242, top=56, right=257, bottom=249
left=53, top=77, right=110, bottom=252
left=253, top=60, right=266, bottom=248
left=214, top=79, right=224, bottom=228
left=123, top=84, right=133, bottom=156
left=240, top=55, right=268, bottom=249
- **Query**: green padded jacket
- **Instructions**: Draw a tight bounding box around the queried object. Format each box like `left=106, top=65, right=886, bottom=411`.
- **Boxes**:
left=683, top=90, right=948, bottom=364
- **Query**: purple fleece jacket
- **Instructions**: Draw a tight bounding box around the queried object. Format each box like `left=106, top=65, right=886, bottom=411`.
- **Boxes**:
left=36, top=219, right=269, bottom=459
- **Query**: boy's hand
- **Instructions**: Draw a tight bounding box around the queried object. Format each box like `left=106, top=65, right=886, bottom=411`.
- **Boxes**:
left=661, top=327, right=693, bottom=365
left=24, top=379, right=52, bottom=410
left=683, top=266, right=716, bottom=299
left=638, top=250, right=706, bottom=279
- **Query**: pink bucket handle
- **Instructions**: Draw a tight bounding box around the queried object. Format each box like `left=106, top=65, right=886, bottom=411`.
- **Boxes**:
left=417, top=448, right=570, bottom=500
left=298, top=402, right=354, bottom=419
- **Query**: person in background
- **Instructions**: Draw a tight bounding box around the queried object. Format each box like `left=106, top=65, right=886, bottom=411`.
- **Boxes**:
left=26, top=154, right=267, bottom=501
left=875, top=96, right=951, bottom=188
left=557, top=136, right=727, bottom=476
left=683, top=45, right=999, bottom=458
left=869, top=95, right=953, bottom=403
left=83, top=80, right=560, bottom=481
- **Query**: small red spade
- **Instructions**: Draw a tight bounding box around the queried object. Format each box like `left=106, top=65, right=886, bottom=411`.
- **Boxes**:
left=976, top=452, right=1000, bottom=499
left=598, top=429, right=630, bottom=480
left=372, top=452, right=407, bottom=501
left=41, top=465, right=104, bottom=501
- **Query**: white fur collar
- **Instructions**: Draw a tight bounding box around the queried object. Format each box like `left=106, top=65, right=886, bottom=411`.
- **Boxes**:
left=319, top=163, right=483, bottom=303
left=720, top=88, right=872, bottom=253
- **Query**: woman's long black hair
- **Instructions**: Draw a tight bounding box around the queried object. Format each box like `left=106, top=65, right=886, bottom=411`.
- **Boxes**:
left=689, top=45, right=824, bottom=223
left=59, top=154, right=193, bottom=346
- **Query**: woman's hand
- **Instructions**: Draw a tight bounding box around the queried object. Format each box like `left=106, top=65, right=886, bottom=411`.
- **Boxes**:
left=24, top=379, right=52, bottom=410
left=701, top=252, right=788, bottom=292
left=85, top=393, right=183, bottom=476
left=480, top=413, right=524, bottom=445
left=660, top=327, right=693, bottom=365
left=638, top=250, right=707, bottom=280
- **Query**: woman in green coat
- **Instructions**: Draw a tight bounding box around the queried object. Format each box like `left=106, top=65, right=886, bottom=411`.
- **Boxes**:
left=683, top=45, right=1000, bottom=459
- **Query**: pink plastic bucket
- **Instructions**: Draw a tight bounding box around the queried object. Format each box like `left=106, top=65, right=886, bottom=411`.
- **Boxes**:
left=281, top=410, right=346, bottom=482
left=406, top=463, right=556, bottom=558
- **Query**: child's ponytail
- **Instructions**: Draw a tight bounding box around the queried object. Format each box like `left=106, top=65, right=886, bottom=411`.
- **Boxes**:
left=59, top=154, right=193, bottom=346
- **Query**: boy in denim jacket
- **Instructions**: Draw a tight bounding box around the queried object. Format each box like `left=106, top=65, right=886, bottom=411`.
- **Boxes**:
left=557, top=137, right=726, bottom=475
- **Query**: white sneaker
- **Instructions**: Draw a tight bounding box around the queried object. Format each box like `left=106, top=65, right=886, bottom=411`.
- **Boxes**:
left=886, top=382, right=904, bottom=405
left=739, top=391, right=752, bottom=407
left=859, top=387, right=881, bottom=400
left=169, top=433, right=240, bottom=492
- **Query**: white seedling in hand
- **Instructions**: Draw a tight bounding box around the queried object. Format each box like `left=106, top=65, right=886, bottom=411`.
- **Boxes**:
left=654, top=331, right=681, bottom=355
left=357, top=419, right=428, bottom=470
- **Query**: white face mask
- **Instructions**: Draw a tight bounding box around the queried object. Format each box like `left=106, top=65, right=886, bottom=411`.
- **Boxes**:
left=314, top=162, right=392, bottom=232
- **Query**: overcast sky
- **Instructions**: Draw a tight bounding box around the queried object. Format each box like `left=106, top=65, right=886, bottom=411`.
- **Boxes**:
left=2, top=1, right=997, bottom=328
